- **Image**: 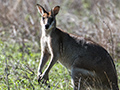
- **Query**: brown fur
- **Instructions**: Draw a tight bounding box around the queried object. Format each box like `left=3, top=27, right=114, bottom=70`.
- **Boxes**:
left=36, top=4, right=119, bottom=90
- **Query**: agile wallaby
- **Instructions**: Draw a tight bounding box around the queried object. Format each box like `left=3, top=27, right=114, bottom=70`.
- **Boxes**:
left=36, top=4, right=119, bottom=90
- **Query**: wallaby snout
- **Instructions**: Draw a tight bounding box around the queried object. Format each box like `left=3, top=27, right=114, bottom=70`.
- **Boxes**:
left=45, top=24, right=50, bottom=29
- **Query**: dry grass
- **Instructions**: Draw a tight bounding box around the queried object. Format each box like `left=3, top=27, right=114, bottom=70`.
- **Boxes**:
left=0, top=0, right=120, bottom=59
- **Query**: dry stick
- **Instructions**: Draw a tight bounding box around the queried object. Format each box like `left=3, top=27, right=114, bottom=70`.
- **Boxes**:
left=8, top=0, right=21, bottom=15
left=27, top=76, right=35, bottom=90
left=103, top=21, right=114, bottom=59
left=3, top=46, right=10, bottom=90
left=43, top=0, right=50, bottom=11
left=78, top=77, right=81, bottom=90
left=104, top=71, right=113, bottom=89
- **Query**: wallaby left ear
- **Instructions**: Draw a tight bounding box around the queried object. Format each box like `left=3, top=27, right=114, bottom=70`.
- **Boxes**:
left=52, top=6, right=60, bottom=16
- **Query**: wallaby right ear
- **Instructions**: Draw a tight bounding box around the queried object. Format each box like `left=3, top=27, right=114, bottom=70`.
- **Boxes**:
left=36, top=4, right=46, bottom=16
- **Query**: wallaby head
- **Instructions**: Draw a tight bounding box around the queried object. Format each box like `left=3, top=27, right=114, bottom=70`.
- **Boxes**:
left=36, top=4, right=60, bottom=31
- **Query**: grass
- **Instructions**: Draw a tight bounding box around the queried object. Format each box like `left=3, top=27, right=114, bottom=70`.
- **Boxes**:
left=0, top=41, right=119, bottom=90
left=0, top=41, right=73, bottom=90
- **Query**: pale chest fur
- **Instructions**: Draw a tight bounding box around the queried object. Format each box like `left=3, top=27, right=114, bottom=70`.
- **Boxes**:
left=41, top=35, right=53, bottom=54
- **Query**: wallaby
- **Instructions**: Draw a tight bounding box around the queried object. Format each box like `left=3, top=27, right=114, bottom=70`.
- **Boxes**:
left=36, top=4, right=119, bottom=90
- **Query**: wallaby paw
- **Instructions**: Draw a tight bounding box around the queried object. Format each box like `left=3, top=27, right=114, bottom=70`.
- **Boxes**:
left=37, top=73, right=50, bottom=88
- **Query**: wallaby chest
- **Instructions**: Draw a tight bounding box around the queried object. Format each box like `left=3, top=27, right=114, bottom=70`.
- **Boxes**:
left=41, top=35, right=51, bottom=52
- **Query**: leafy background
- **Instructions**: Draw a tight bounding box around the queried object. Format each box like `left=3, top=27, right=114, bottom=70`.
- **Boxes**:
left=0, top=0, right=120, bottom=90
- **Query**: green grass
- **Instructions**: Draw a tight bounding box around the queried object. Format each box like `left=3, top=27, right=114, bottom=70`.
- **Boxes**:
left=0, top=42, right=72, bottom=90
left=0, top=41, right=119, bottom=90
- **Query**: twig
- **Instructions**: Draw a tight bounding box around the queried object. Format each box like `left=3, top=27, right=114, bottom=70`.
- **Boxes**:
left=3, top=45, right=10, bottom=90
left=78, top=77, right=81, bottom=90
left=104, top=71, right=113, bottom=89
left=103, top=21, right=114, bottom=59
left=8, top=0, right=21, bottom=15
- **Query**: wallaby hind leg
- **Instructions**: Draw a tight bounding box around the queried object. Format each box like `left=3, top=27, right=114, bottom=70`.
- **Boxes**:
left=71, top=67, right=92, bottom=90
left=111, top=83, right=119, bottom=90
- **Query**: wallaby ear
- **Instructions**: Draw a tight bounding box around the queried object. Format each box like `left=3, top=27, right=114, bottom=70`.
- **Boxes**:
left=52, top=6, right=60, bottom=16
left=36, top=4, right=47, bottom=16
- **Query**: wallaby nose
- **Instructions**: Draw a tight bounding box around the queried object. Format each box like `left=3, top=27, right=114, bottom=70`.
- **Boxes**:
left=45, top=24, right=49, bottom=29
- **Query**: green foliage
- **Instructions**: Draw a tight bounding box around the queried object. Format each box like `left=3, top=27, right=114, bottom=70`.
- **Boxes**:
left=0, top=42, right=72, bottom=90
left=82, top=0, right=91, bottom=9
left=0, top=41, right=119, bottom=90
